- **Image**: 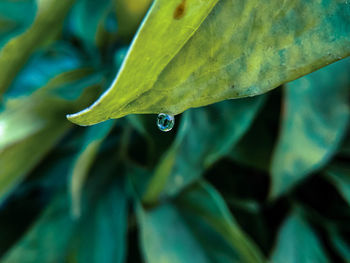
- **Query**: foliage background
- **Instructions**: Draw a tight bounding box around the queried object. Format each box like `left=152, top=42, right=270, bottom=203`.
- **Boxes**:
left=0, top=0, right=349, bottom=262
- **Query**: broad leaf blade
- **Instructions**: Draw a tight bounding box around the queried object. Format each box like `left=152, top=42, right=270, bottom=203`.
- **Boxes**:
left=324, top=164, right=350, bottom=207
left=230, top=90, right=281, bottom=172
left=67, top=0, right=220, bottom=125
left=70, top=0, right=115, bottom=48
left=0, top=122, right=70, bottom=203
left=5, top=43, right=84, bottom=98
left=0, top=0, right=37, bottom=47
left=138, top=181, right=265, bottom=263
left=339, top=132, right=350, bottom=157
left=69, top=177, right=128, bottom=263
left=1, top=177, right=128, bottom=263
left=69, top=0, right=350, bottom=125
left=330, top=230, right=350, bottom=262
left=0, top=69, right=101, bottom=204
left=138, top=203, right=210, bottom=263
left=69, top=120, right=115, bottom=218
left=176, top=182, right=266, bottom=263
left=143, top=96, right=265, bottom=203
left=0, top=0, right=75, bottom=95
left=1, top=195, right=75, bottom=263
left=271, top=212, right=330, bottom=263
left=270, top=58, right=350, bottom=197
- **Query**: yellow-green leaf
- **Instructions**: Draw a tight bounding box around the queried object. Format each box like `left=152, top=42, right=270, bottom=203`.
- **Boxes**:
left=0, top=69, right=100, bottom=204
left=68, top=0, right=350, bottom=125
left=67, top=0, right=220, bottom=125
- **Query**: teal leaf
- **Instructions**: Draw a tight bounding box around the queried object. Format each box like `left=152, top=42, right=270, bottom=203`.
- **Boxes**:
left=0, top=68, right=101, bottom=204
left=330, top=230, right=350, bottom=262
left=339, top=132, right=350, bottom=157
left=230, top=91, right=280, bottom=172
left=69, top=177, right=128, bottom=263
left=270, top=58, right=350, bottom=198
left=6, top=43, right=83, bottom=97
left=70, top=0, right=115, bottom=48
left=0, top=0, right=75, bottom=95
left=1, top=195, right=75, bottom=263
left=0, top=0, right=37, bottom=47
left=1, top=167, right=127, bottom=262
left=70, top=120, right=115, bottom=218
left=143, top=96, right=266, bottom=203
left=271, top=212, right=330, bottom=263
left=324, top=164, right=350, bottom=207
left=138, top=181, right=266, bottom=263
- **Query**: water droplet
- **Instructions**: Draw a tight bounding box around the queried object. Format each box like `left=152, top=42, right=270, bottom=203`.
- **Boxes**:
left=157, top=113, right=175, bottom=132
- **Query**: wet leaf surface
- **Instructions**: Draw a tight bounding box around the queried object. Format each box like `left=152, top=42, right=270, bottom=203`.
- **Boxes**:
left=69, top=0, right=350, bottom=125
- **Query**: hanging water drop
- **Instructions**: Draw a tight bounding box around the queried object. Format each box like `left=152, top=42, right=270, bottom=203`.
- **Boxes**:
left=157, top=113, right=175, bottom=132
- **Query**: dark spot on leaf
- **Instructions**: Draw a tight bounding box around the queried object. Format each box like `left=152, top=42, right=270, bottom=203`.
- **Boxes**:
left=173, top=0, right=186, bottom=20
left=231, top=85, right=235, bottom=89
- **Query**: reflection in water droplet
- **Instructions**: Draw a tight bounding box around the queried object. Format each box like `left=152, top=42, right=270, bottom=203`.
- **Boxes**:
left=157, top=113, right=175, bottom=132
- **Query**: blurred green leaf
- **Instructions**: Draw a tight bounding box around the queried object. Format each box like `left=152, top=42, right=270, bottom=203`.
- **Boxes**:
left=230, top=91, right=280, bottom=172
left=0, top=69, right=101, bottom=204
left=1, top=176, right=127, bottom=263
left=1, top=194, right=75, bottom=263
left=1, top=41, right=97, bottom=149
left=6, top=43, right=83, bottom=97
left=270, top=58, right=350, bottom=198
left=340, top=132, right=350, bottom=157
left=69, top=177, right=128, bottom=263
left=330, top=230, right=350, bottom=262
left=324, top=164, right=350, bottom=207
left=1, top=155, right=127, bottom=263
left=0, top=148, right=75, bottom=258
left=0, top=122, right=70, bottom=203
left=126, top=113, right=177, bottom=168
left=69, top=120, right=115, bottom=218
left=271, top=212, right=330, bottom=263
left=68, top=0, right=350, bottom=125
left=1, top=0, right=350, bottom=261
left=176, top=182, right=266, bottom=262
left=70, top=0, right=115, bottom=48
left=0, top=0, right=75, bottom=95
left=138, top=181, right=265, bottom=263
left=143, top=96, right=265, bottom=203
left=0, top=0, right=37, bottom=47
left=114, top=0, right=152, bottom=40
left=230, top=124, right=273, bottom=172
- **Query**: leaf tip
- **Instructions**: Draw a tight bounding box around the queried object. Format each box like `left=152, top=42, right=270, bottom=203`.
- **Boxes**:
left=66, top=103, right=117, bottom=126
left=66, top=95, right=114, bottom=126
left=66, top=111, right=90, bottom=126
left=66, top=105, right=103, bottom=126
